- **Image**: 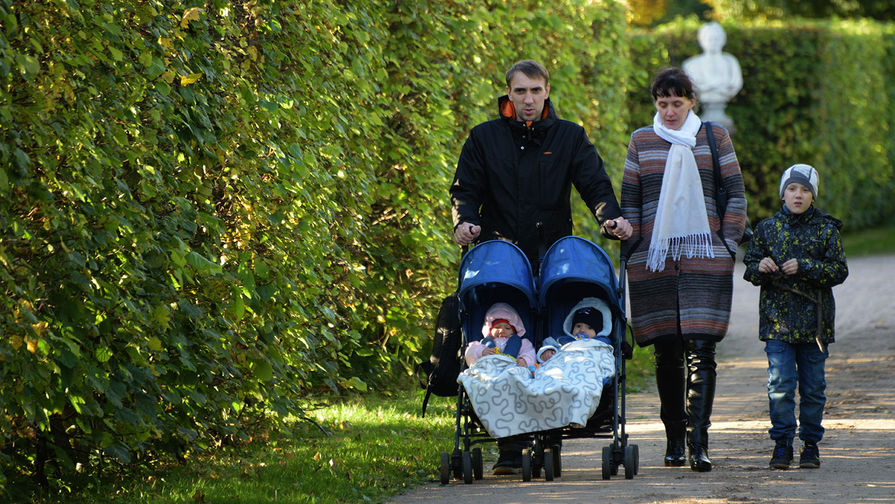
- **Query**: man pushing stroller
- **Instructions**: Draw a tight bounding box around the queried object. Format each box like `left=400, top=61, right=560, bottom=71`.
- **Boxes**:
left=449, top=58, right=630, bottom=474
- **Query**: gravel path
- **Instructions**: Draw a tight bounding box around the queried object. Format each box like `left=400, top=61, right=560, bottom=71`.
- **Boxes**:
left=393, top=254, right=895, bottom=504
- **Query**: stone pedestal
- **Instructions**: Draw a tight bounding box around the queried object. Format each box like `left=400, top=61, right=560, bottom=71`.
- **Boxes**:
left=699, top=102, right=735, bottom=133
left=682, top=22, right=742, bottom=134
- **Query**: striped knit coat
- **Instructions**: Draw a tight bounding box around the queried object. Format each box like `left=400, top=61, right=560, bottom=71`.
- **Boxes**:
left=621, top=123, right=747, bottom=346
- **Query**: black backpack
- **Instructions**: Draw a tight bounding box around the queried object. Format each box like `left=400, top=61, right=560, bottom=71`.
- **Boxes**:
left=417, top=292, right=462, bottom=417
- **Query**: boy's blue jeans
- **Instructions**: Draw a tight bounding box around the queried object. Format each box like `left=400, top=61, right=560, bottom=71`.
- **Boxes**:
left=765, top=339, right=828, bottom=445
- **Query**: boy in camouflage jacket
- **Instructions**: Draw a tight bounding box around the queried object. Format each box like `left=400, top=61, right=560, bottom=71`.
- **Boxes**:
left=743, top=164, right=848, bottom=471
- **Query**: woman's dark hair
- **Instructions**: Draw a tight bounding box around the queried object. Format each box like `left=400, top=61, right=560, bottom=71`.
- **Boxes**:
left=650, top=67, right=695, bottom=100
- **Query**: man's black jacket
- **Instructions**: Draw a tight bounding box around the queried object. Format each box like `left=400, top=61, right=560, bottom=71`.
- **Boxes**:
left=451, top=95, right=622, bottom=268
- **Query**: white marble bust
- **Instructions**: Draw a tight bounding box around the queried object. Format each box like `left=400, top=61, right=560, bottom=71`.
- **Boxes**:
left=683, top=22, right=743, bottom=131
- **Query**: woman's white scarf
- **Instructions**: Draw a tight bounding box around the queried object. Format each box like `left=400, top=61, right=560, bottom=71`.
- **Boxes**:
left=646, top=110, right=714, bottom=272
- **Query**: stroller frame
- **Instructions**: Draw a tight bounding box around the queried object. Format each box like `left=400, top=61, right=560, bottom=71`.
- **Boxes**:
left=440, top=240, right=537, bottom=483
left=438, top=237, right=639, bottom=484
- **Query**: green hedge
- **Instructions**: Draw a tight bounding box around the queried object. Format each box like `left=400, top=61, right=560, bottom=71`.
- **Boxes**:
left=628, top=18, right=895, bottom=227
left=5, top=0, right=893, bottom=496
left=0, top=0, right=629, bottom=493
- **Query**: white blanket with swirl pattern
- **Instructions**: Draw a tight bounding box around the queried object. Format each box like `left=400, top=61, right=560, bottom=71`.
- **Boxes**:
left=457, top=338, right=616, bottom=438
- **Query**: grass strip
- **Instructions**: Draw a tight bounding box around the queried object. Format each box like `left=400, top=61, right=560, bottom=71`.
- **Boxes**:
left=58, top=393, right=458, bottom=504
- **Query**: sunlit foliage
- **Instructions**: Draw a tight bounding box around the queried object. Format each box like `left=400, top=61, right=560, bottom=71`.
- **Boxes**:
left=0, top=0, right=630, bottom=495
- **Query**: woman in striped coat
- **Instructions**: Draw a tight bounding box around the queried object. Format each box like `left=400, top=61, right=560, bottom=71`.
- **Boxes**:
left=621, top=67, right=747, bottom=472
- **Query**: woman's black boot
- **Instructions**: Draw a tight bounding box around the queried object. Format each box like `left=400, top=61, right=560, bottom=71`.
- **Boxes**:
left=664, top=424, right=687, bottom=466
left=655, top=338, right=687, bottom=466
left=685, top=339, right=717, bottom=472
left=688, top=443, right=712, bottom=472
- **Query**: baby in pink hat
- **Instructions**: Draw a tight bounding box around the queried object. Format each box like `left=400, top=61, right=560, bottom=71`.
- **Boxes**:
left=464, top=302, right=536, bottom=367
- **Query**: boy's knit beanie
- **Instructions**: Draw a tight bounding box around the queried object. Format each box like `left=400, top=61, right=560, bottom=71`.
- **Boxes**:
left=779, top=164, right=819, bottom=199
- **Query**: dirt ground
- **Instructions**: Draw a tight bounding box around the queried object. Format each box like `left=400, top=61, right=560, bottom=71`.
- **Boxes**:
left=392, top=254, right=895, bottom=504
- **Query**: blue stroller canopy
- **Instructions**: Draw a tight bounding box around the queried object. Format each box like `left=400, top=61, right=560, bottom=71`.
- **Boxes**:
left=457, top=240, right=537, bottom=346
left=538, top=236, right=622, bottom=313
left=458, top=240, right=537, bottom=309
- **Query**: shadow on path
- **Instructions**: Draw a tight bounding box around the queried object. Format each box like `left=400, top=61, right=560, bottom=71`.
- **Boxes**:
left=392, top=255, right=895, bottom=504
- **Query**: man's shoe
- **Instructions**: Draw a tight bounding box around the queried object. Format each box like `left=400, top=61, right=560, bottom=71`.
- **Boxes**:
left=769, top=442, right=793, bottom=469
left=799, top=442, right=820, bottom=469
left=492, top=451, right=522, bottom=475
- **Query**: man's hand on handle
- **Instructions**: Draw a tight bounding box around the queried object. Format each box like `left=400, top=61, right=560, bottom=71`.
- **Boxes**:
left=606, top=217, right=633, bottom=240
left=455, top=218, right=630, bottom=244
left=453, top=222, right=481, bottom=246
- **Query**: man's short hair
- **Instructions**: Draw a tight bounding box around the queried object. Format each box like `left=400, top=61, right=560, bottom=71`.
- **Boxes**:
left=505, top=60, right=549, bottom=87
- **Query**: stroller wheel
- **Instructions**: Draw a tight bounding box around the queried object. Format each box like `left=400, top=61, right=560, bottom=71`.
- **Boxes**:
left=451, top=448, right=462, bottom=479
left=521, top=448, right=532, bottom=482
left=601, top=446, right=612, bottom=480
left=439, top=451, right=450, bottom=484
left=531, top=442, right=542, bottom=479
left=544, top=448, right=554, bottom=481
left=552, top=444, right=562, bottom=477
left=472, top=447, right=483, bottom=480
left=462, top=451, right=473, bottom=484
left=624, top=445, right=636, bottom=479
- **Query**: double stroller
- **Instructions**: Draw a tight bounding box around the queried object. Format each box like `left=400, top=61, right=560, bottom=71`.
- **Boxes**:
left=438, top=236, right=639, bottom=484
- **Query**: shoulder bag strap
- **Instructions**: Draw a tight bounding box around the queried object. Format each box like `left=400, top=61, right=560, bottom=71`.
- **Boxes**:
left=704, top=121, right=727, bottom=218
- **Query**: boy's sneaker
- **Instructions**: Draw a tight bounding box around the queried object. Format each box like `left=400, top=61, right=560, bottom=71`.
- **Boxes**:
left=799, top=442, right=821, bottom=468
left=769, top=442, right=793, bottom=469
